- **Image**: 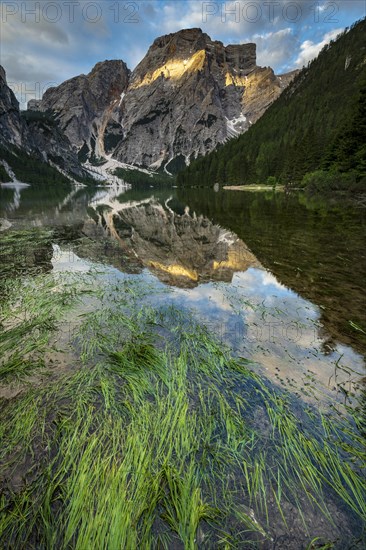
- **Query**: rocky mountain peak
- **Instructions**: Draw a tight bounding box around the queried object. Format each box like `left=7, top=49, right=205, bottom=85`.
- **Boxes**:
left=88, top=60, right=130, bottom=90
left=36, top=59, right=130, bottom=158
left=0, top=65, right=91, bottom=182
left=131, top=29, right=257, bottom=89
left=22, top=28, right=298, bottom=171
left=90, top=59, right=128, bottom=74
left=150, top=27, right=209, bottom=50
left=112, top=29, right=296, bottom=170
left=147, top=28, right=256, bottom=71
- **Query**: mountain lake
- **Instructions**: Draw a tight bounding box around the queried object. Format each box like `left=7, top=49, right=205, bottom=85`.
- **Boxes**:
left=0, top=182, right=365, bottom=549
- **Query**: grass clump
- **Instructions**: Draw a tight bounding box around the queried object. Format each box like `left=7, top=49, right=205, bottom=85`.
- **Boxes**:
left=0, top=241, right=98, bottom=383
left=0, top=275, right=79, bottom=382
left=0, top=228, right=53, bottom=282
left=0, top=278, right=364, bottom=548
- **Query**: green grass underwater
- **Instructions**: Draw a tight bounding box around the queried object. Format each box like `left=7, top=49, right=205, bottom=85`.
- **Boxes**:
left=0, top=230, right=365, bottom=549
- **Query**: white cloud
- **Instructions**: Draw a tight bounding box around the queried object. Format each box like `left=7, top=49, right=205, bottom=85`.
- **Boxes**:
left=253, top=28, right=298, bottom=70
left=1, top=17, right=69, bottom=46
left=2, top=52, right=77, bottom=108
left=295, top=28, right=343, bottom=67
left=1, top=0, right=364, bottom=105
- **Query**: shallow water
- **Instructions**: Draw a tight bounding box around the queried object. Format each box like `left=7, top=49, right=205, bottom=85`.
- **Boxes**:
left=1, top=182, right=365, bottom=403
left=1, top=182, right=365, bottom=547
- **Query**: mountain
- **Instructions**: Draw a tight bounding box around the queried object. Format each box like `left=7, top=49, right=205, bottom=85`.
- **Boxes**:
left=111, top=28, right=297, bottom=171
left=1, top=28, right=298, bottom=183
left=28, top=28, right=296, bottom=173
left=0, top=67, right=95, bottom=184
left=177, top=18, right=366, bottom=190
left=31, top=60, right=130, bottom=161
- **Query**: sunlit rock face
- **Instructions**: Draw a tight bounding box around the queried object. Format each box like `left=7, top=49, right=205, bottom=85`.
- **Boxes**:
left=85, top=196, right=261, bottom=287
left=112, top=28, right=297, bottom=169
left=34, top=60, right=130, bottom=158
left=28, top=29, right=297, bottom=171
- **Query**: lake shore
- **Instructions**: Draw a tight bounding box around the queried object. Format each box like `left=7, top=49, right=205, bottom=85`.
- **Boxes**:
left=223, top=184, right=285, bottom=191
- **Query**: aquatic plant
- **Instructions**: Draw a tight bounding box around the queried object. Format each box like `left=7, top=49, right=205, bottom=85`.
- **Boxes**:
left=0, top=275, right=364, bottom=548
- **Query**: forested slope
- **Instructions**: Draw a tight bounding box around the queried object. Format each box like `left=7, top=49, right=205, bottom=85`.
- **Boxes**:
left=178, top=18, right=366, bottom=191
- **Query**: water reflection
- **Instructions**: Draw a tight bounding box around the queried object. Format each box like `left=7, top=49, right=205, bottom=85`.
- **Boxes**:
left=0, top=181, right=121, bottom=228
left=169, top=266, right=364, bottom=402
left=178, top=187, right=366, bottom=356
left=48, top=238, right=366, bottom=404
left=85, top=192, right=365, bottom=401
left=86, top=197, right=261, bottom=287
left=0, top=182, right=30, bottom=212
left=1, top=184, right=364, bottom=403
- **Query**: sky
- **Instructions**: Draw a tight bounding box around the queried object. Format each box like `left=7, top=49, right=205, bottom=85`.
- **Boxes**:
left=0, top=0, right=365, bottom=107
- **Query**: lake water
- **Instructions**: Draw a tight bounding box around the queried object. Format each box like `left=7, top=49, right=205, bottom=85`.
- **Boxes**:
left=1, top=183, right=364, bottom=398
left=1, top=181, right=365, bottom=547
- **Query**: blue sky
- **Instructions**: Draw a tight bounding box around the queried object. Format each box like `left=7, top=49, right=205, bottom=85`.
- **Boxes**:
left=1, top=0, right=365, bottom=107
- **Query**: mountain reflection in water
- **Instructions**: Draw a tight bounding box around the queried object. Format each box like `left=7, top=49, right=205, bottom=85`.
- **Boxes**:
left=85, top=196, right=262, bottom=287
left=68, top=192, right=365, bottom=403
left=0, top=184, right=365, bottom=403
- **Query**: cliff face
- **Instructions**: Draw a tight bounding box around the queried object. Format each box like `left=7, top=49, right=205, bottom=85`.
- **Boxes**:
left=28, top=29, right=296, bottom=172
left=111, top=28, right=297, bottom=170
left=36, top=60, right=130, bottom=159
left=0, top=67, right=30, bottom=149
left=177, top=19, right=366, bottom=187
left=27, top=117, right=92, bottom=180
left=0, top=65, right=94, bottom=182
